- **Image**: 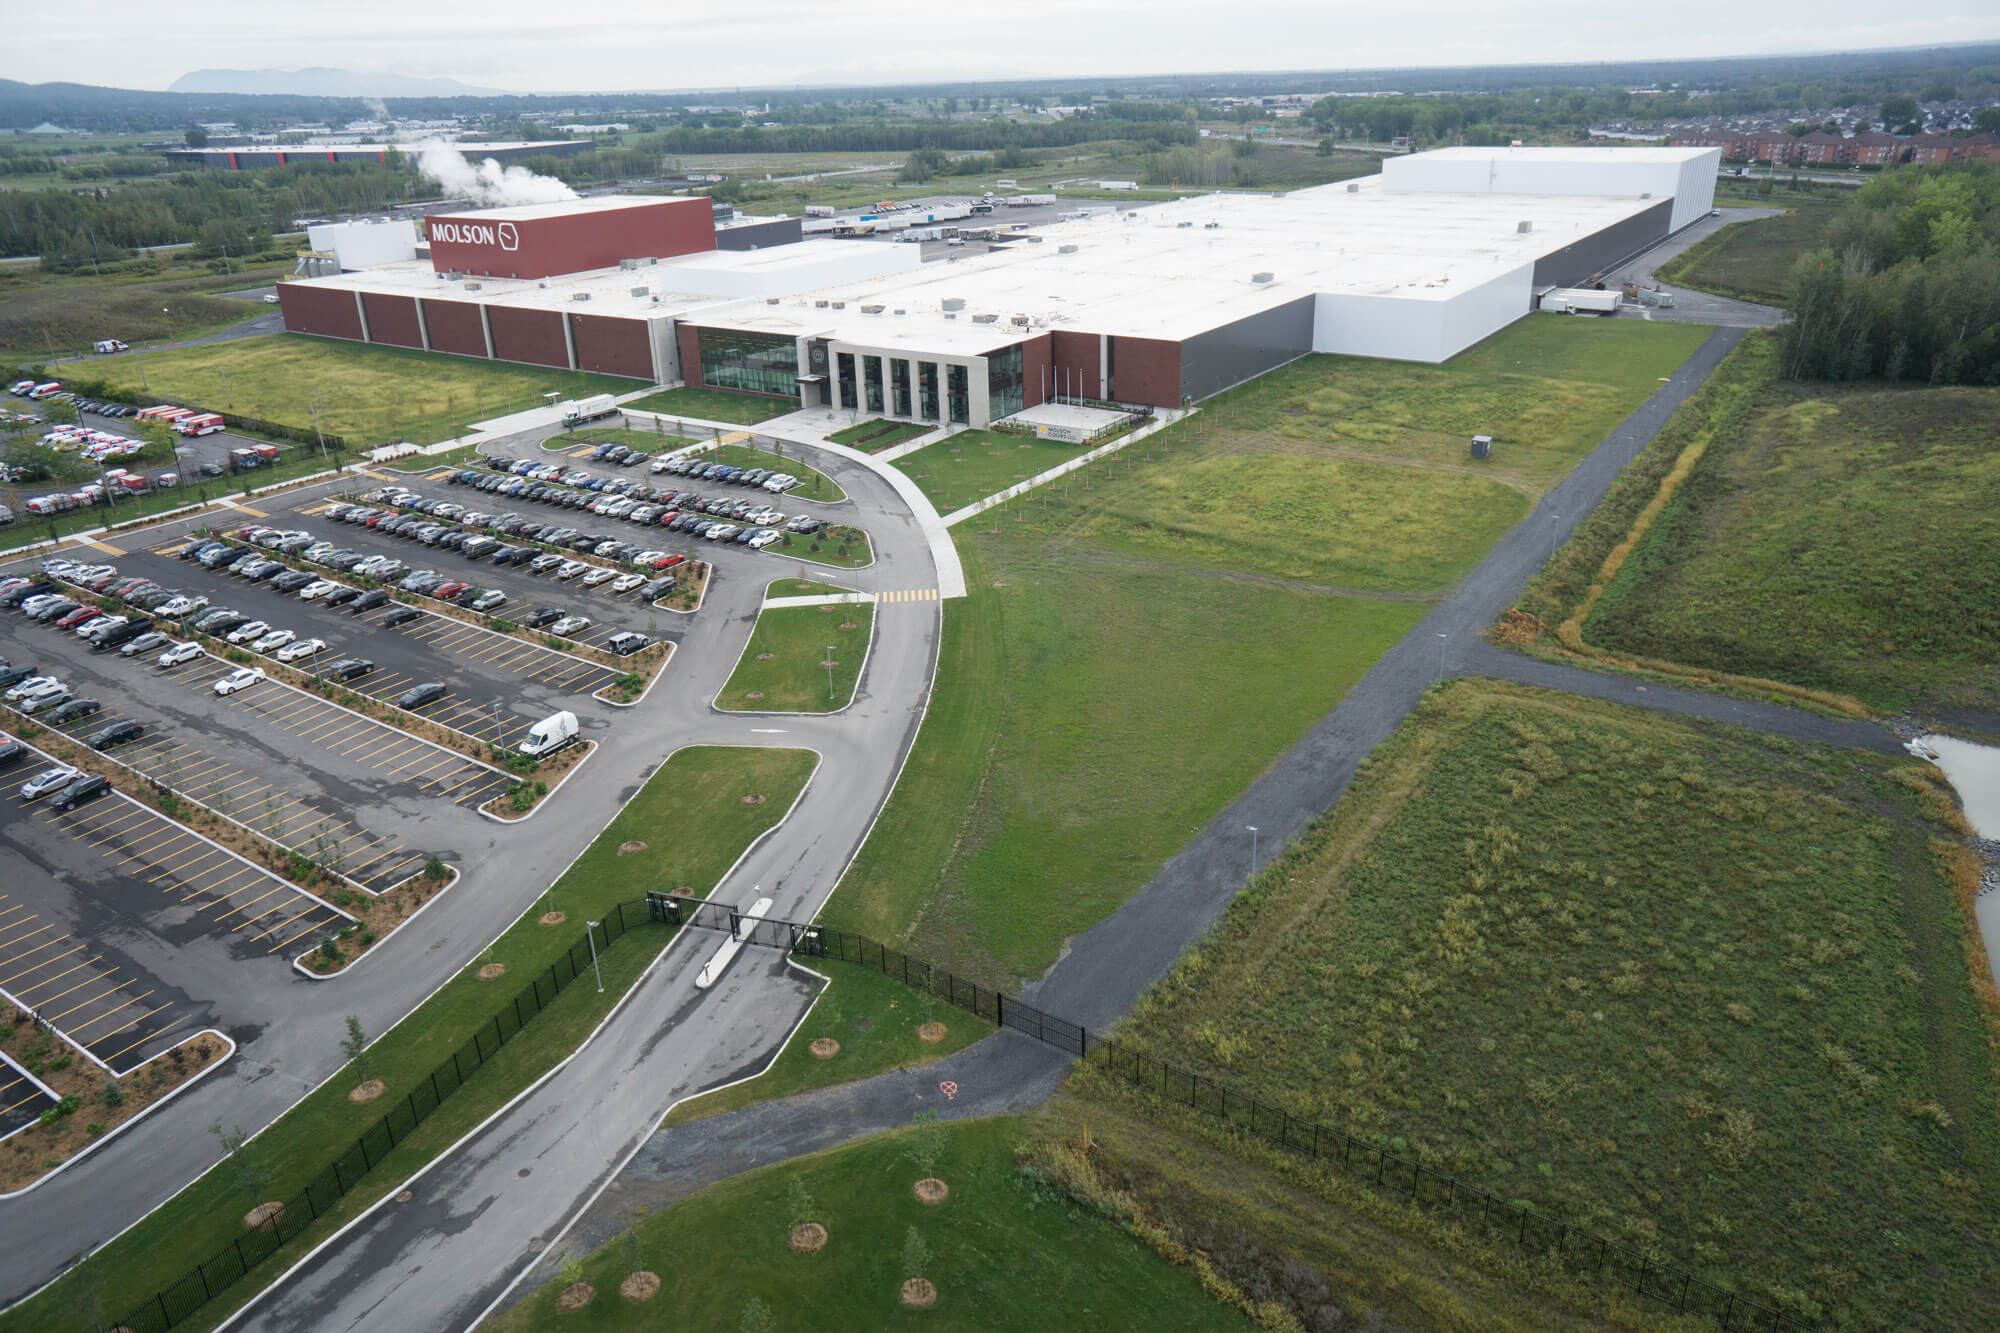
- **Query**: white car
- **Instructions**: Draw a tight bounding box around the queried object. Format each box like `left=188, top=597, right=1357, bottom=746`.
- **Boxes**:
left=156, top=640, right=203, bottom=668
left=21, top=594, right=68, bottom=617
left=553, top=561, right=586, bottom=581
left=251, top=628, right=295, bottom=653
left=297, top=580, right=340, bottom=602
left=213, top=667, right=266, bottom=696
left=580, top=567, right=616, bottom=587
left=747, top=529, right=781, bottom=550
left=155, top=595, right=208, bottom=618
left=19, top=765, right=79, bottom=801
left=548, top=614, right=592, bottom=637
left=275, top=637, right=327, bottom=663
left=609, top=573, right=645, bottom=594
left=5, top=675, right=63, bottom=704
left=77, top=614, right=127, bottom=639
left=225, top=620, right=270, bottom=645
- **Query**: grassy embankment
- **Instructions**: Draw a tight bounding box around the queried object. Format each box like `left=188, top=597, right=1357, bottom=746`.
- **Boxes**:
left=0, top=260, right=290, bottom=360
left=4, top=745, right=816, bottom=1333
left=1654, top=198, right=1841, bottom=305
left=87, top=334, right=638, bottom=447
left=487, top=1117, right=1252, bottom=1332
left=716, top=589, right=874, bottom=712
left=891, top=430, right=1093, bottom=513
left=1515, top=330, right=2000, bottom=717
left=624, top=386, right=797, bottom=424
left=1089, top=678, right=1997, bottom=1329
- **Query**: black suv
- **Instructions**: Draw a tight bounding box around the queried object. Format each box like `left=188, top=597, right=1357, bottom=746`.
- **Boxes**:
left=86, top=719, right=145, bottom=749
left=324, top=658, right=375, bottom=682
left=51, top=773, right=111, bottom=811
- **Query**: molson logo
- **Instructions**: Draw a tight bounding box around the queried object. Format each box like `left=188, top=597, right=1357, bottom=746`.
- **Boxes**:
left=430, top=220, right=520, bottom=251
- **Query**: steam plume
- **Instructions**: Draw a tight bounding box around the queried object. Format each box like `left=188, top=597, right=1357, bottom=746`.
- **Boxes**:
left=415, top=141, right=576, bottom=207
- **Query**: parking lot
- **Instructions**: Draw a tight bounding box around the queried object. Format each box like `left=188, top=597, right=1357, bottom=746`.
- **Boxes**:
left=0, top=1051, right=56, bottom=1140
left=1, top=400, right=311, bottom=515
left=0, top=736, right=348, bottom=1075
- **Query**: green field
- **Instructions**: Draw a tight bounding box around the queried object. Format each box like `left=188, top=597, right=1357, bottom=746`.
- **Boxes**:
left=892, top=430, right=1088, bottom=512
left=1580, top=334, right=2000, bottom=714
left=707, top=441, right=844, bottom=501
left=717, top=598, right=874, bottom=712
left=5, top=745, right=815, bottom=1333
left=487, top=1117, right=1248, bottom=1333
left=0, top=261, right=289, bottom=359
left=828, top=417, right=932, bottom=451
left=1655, top=200, right=1840, bottom=305
left=625, top=385, right=798, bottom=424
left=86, top=334, right=638, bottom=447
left=664, top=962, right=988, bottom=1126
left=1106, top=679, right=1999, bottom=1329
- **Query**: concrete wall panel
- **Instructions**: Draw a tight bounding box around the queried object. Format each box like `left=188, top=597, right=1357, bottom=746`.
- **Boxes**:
left=486, top=306, right=570, bottom=368
left=421, top=299, right=488, bottom=358
left=570, top=314, right=655, bottom=380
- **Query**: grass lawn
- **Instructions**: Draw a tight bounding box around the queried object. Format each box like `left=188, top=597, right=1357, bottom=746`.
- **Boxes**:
left=708, top=441, right=845, bottom=502
left=542, top=425, right=699, bottom=454
left=487, top=1117, right=1249, bottom=1333
left=716, top=601, right=874, bottom=712
left=1577, top=334, right=2000, bottom=714
left=663, top=962, right=988, bottom=1126
left=624, top=385, right=797, bottom=424
left=828, top=418, right=932, bottom=451
left=1108, top=678, right=2000, bottom=1330
left=1655, top=200, right=1840, bottom=305
left=891, top=430, right=1087, bottom=512
left=0, top=263, right=289, bottom=360
left=86, top=335, right=638, bottom=447
left=6, top=745, right=816, bottom=1333
left=768, top=522, right=872, bottom=569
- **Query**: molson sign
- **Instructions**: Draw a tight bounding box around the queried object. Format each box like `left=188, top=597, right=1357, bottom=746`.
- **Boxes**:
left=429, top=219, right=519, bottom=250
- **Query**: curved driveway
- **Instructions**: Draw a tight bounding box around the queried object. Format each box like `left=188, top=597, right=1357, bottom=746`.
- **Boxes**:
left=0, top=428, right=946, bottom=1326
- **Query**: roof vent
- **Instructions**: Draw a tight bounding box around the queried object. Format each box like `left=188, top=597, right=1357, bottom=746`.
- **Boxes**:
left=463, top=281, right=482, bottom=291
left=619, top=258, right=640, bottom=270
left=1346, top=183, right=1360, bottom=193
left=1251, top=272, right=1273, bottom=285
left=571, top=291, right=591, bottom=301
left=1517, top=220, right=1533, bottom=234
left=941, top=297, right=966, bottom=312
left=814, top=299, right=829, bottom=308
left=538, top=280, right=550, bottom=288
left=1640, top=192, right=1652, bottom=200
left=629, top=286, right=648, bottom=297
left=944, top=312, right=956, bottom=319
left=766, top=297, right=780, bottom=305
left=893, top=308, right=906, bottom=316
left=1177, top=220, right=1193, bottom=229
left=1058, top=243, right=1079, bottom=254
left=1010, top=314, right=1031, bottom=327
left=971, top=313, right=999, bottom=324
left=860, top=303, right=885, bottom=314
left=831, top=301, right=845, bottom=310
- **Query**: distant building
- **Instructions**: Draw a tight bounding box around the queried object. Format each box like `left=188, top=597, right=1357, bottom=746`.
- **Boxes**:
left=164, top=140, right=589, bottom=170
left=1669, top=128, right=1999, bottom=167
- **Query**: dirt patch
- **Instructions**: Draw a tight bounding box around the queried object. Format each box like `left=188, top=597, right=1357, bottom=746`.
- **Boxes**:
left=810, top=1037, right=840, bottom=1059
left=818, top=604, right=835, bottom=613
left=619, top=1271, right=661, bottom=1302
left=837, top=622, right=858, bottom=631
left=917, top=1021, right=948, bottom=1044
left=745, top=691, right=765, bottom=700
left=478, top=962, right=506, bottom=980
left=913, top=1177, right=949, bottom=1205
left=242, top=1201, right=285, bottom=1230
left=556, top=1282, right=595, bottom=1312
left=539, top=911, right=567, bottom=926
left=789, top=1222, right=827, bottom=1253
left=347, top=1079, right=385, bottom=1104
left=740, top=793, right=767, bottom=806
left=617, top=840, right=647, bottom=855
left=756, top=652, right=775, bottom=660
left=900, top=1278, right=937, bottom=1308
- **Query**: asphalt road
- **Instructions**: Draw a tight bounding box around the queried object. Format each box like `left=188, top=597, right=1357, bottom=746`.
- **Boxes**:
left=1605, top=209, right=1787, bottom=329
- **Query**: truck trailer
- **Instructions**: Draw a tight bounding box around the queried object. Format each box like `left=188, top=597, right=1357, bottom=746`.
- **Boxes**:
left=562, top=394, right=618, bottom=428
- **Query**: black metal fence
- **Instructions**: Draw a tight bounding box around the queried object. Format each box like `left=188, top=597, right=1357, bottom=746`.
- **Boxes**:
left=98, top=898, right=661, bottom=1333
left=661, top=895, right=1812, bottom=1332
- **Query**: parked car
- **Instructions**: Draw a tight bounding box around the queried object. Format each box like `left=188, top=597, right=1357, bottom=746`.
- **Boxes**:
left=324, top=658, right=374, bottom=682
left=275, top=637, right=327, bottom=663
left=251, top=628, right=295, bottom=653
left=20, top=765, right=80, bottom=801
left=396, top=682, right=447, bottom=709
left=225, top=620, right=271, bottom=646
left=47, top=697, right=102, bottom=725
left=547, top=614, right=592, bottom=637
left=50, top=772, right=112, bottom=811
left=119, top=631, right=171, bottom=658
left=213, top=667, right=266, bottom=696
left=469, top=588, right=508, bottom=611
left=349, top=590, right=390, bottom=613
left=157, top=640, right=203, bottom=667
left=85, top=718, right=144, bottom=748
left=523, top=607, right=565, bottom=629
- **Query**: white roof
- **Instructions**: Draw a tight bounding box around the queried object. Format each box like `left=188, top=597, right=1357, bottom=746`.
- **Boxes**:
left=1399, top=145, right=1715, bottom=166
left=429, top=195, right=704, bottom=222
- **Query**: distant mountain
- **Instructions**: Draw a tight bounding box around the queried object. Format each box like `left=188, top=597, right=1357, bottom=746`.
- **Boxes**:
left=169, top=68, right=506, bottom=98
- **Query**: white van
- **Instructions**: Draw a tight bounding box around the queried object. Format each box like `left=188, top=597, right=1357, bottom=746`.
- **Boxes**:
left=517, top=710, right=579, bottom=759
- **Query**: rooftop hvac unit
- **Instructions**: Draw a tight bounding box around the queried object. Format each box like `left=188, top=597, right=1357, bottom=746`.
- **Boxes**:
left=944, top=312, right=956, bottom=319
left=538, top=280, right=550, bottom=288
left=1010, top=314, right=1030, bottom=327
left=1058, top=244, right=1078, bottom=254
left=766, top=297, right=780, bottom=305
left=831, top=301, right=845, bottom=310
left=1517, top=220, right=1533, bottom=234
left=941, top=297, right=966, bottom=312
left=1640, top=192, right=1652, bottom=200
left=860, top=303, right=885, bottom=314
left=571, top=292, right=591, bottom=301
left=1177, top=220, right=1193, bottom=229
left=893, top=309, right=906, bottom=316
left=1251, top=272, right=1273, bottom=285
left=1346, top=183, right=1360, bottom=193
left=629, top=286, right=648, bottom=297
left=619, top=258, right=640, bottom=270
left=463, top=281, right=482, bottom=291
left=971, top=313, right=999, bottom=324
left=815, top=299, right=829, bottom=308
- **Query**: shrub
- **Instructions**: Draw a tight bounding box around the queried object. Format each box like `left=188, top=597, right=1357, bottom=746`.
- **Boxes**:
left=424, top=852, right=447, bottom=881
left=99, top=1078, right=124, bottom=1108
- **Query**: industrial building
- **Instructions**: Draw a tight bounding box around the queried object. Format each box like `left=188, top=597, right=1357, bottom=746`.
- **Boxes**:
left=275, top=145, right=1720, bottom=428
left=165, top=140, right=588, bottom=170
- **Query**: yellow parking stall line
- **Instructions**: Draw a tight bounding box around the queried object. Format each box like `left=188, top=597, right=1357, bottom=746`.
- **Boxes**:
left=153, top=543, right=189, bottom=557
left=0, top=904, right=29, bottom=926
left=389, top=750, right=458, bottom=780
left=67, top=992, right=162, bottom=1037
left=0, top=940, right=81, bottom=984
left=299, top=715, right=366, bottom=744
left=8, top=953, right=96, bottom=998
left=249, top=904, right=319, bottom=944
left=81, top=809, right=155, bottom=845
left=345, top=842, right=411, bottom=876
left=269, top=916, right=335, bottom=954
left=126, top=827, right=198, bottom=859
left=98, top=1023, right=174, bottom=1067
left=258, top=696, right=324, bottom=725
left=232, top=893, right=297, bottom=930
left=342, top=733, right=410, bottom=764
left=369, top=853, right=427, bottom=884
left=299, top=503, right=333, bottom=516
left=77, top=537, right=124, bottom=556
left=150, top=847, right=231, bottom=883
left=433, top=769, right=494, bottom=799
left=171, top=755, right=234, bottom=781
left=329, top=730, right=391, bottom=757
left=196, top=772, right=263, bottom=801
left=39, top=977, right=126, bottom=1021
left=263, top=807, right=333, bottom=838
left=83, top=1000, right=175, bottom=1049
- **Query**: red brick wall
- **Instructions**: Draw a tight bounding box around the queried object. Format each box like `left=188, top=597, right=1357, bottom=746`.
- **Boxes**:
left=486, top=307, right=570, bottom=368
left=360, top=293, right=423, bottom=349
left=677, top=324, right=703, bottom=387
left=276, top=283, right=363, bottom=341
left=420, top=299, right=487, bottom=358
left=426, top=198, right=715, bottom=280
left=1111, top=336, right=1181, bottom=408
left=570, top=314, right=653, bottom=380
left=1051, top=330, right=1100, bottom=400
left=1018, top=334, right=1052, bottom=409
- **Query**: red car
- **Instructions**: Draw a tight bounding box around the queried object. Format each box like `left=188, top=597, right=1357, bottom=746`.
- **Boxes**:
left=658, top=553, right=687, bottom=569
left=55, top=606, right=103, bottom=630
left=435, top=580, right=470, bottom=599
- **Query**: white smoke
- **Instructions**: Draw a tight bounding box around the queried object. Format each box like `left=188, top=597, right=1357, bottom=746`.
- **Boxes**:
left=361, top=97, right=390, bottom=122
left=415, top=141, right=576, bottom=207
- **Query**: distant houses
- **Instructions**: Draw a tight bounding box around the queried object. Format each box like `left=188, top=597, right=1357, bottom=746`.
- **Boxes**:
left=1668, top=127, right=1999, bottom=167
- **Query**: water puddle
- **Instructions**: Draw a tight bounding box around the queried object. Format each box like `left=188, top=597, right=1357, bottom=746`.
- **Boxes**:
left=1908, top=734, right=2000, bottom=992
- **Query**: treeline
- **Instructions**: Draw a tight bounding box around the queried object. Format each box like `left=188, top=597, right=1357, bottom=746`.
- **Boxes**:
left=624, top=117, right=1196, bottom=157
left=1783, top=164, right=2000, bottom=384
left=0, top=162, right=419, bottom=263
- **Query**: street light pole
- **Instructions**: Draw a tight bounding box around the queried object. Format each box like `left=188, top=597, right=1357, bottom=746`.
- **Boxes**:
left=1436, top=632, right=1448, bottom=686
left=586, top=920, right=603, bottom=992
left=1246, top=825, right=1259, bottom=883
left=826, top=645, right=836, bottom=701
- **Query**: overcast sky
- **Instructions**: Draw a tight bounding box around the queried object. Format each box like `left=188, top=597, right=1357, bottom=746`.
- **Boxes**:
left=18, top=2, right=2000, bottom=95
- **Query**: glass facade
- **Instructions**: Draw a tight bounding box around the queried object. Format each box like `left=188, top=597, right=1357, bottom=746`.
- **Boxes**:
left=864, top=356, right=884, bottom=412
left=946, top=364, right=969, bottom=423
left=837, top=352, right=857, bottom=409
left=697, top=328, right=798, bottom=400
left=918, top=362, right=939, bottom=421
left=986, top=344, right=1024, bottom=421
left=890, top=359, right=912, bottom=417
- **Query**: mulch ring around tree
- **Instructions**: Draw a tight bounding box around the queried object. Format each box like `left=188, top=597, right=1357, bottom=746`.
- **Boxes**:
left=756, top=652, right=775, bottom=660
left=242, top=1201, right=285, bottom=1230
left=478, top=963, right=506, bottom=980
left=741, top=793, right=766, bottom=806
left=810, top=1037, right=840, bottom=1059
left=789, top=1222, right=828, bottom=1253
left=745, top=691, right=765, bottom=700
left=618, top=840, right=647, bottom=855
left=837, top=622, right=858, bottom=631
left=540, top=911, right=567, bottom=926
left=917, top=1021, right=948, bottom=1044
left=913, top=1178, right=949, bottom=1205
left=620, top=1271, right=661, bottom=1302
left=347, top=1079, right=385, bottom=1104
left=900, top=1278, right=937, bottom=1308
left=556, top=1282, right=595, bottom=1312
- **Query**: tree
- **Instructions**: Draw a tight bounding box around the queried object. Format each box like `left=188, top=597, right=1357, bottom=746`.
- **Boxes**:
left=1974, top=108, right=2000, bottom=135
left=739, top=1297, right=774, bottom=1332
left=898, top=147, right=948, bottom=183
left=785, top=1175, right=816, bottom=1230
left=340, top=1014, right=370, bottom=1083
left=184, top=126, right=209, bottom=148
left=904, top=1108, right=945, bottom=1180
left=1879, top=96, right=1919, bottom=132
left=902, top=1225, right=930, bottom=1281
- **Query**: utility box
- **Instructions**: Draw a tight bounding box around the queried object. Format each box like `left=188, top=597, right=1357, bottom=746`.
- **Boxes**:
left=1470, top=434, right=1493, bottom=459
